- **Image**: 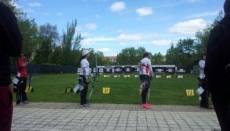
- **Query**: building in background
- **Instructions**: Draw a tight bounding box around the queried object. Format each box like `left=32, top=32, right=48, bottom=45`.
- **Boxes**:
left=104, top=56, right=117, bottom=63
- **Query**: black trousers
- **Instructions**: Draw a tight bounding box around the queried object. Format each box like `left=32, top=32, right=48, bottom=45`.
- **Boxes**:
left=79, top=75, right=89, bottom=105
left=211, top=92, right=230, bottom=131
left=140, top=75, right=150, bottom=104
left=198, top=78, right=210, bottom=108
left=16, top=77, right=27, bottom=104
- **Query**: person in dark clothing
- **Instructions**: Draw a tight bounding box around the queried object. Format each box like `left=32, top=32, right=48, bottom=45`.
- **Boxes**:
left=198, top=53, right=213, bottom=109
left=204, top=0, right=230, bottom=130
left=0, top=2, right=23, bottom=131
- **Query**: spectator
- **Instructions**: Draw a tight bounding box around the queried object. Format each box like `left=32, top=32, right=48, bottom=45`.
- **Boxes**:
left=198, top=53, right=213, bottom=109
left=16, top=53, right=29, bottom=106
left=205, top=0, right=230, bottom=130
left=0, top=2, right=23, bottom=131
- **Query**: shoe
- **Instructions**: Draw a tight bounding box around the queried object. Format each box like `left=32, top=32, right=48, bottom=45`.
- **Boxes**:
left=81, top=102, right=90, bottom=105
left=146, top=102, right=151, bottom=107
left=82, top=103, right=90, bottom=107
left=22, top=101, right=29, bottom=104
left=142, top=104, right=151, bottom=109
left=16, top=102, right=24, bottom=106
left=200, top=105, right=214, bottom=109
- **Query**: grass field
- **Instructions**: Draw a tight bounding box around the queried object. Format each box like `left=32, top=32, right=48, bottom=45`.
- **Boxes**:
left=13, top=74, right=201, bottom=105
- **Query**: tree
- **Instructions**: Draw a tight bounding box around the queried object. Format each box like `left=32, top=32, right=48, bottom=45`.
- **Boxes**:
left=165, top=44, right=177, bottom=65
left=18, top=18, right=41, bottom=61
left=195, top=11, right=224, bottom=56
left=34, top=23, right=59, bottom=63
left=152, top=52, right=164, bottom=65
left=49, top=46, right=63, bottom=65
left=117, top=47, right=147, bottom=65
left=177, top=38, right=195, bottom=57
left=62, top=19, right=82, bottom=65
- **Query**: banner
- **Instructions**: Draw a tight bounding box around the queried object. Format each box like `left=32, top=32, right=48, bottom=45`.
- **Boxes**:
left=176, top=67, right=186, bottom=74
left=114, top=67, right=123, bottom=74
left=104, top=67, right=112, bottom=74
left=153, top=67, right=165, bottom=74
left=165, top=67, right=175, bottom=74
left=93, top=68, right=98, bottom=73
left=133, top=66, right=140, bottom=73
left=123, top=66, right=132, bottom=74
left=98, top=68, right=103, bottom=73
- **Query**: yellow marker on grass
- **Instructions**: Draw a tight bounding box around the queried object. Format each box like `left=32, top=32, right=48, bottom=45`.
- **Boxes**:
left=103, top=87, right=110, bottom=94
left=186, top=90, right=194, bottom=96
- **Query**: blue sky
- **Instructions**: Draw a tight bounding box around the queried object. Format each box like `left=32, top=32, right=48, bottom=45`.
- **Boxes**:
left=16, top=0, right=225, bottom=56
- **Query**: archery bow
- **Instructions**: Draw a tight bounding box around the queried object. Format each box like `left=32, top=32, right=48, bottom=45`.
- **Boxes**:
left=88, top=53, right=98, bottom=99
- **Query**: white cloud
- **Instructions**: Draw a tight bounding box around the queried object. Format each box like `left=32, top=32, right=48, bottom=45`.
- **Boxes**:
left=81, top=40, right=95, bottom=45
left=119, top=42, right=128, bottom=46
left=57, top=13, right=63, bottom=16
left=117, top=34, right=142, bottom=41
left=110, top=2, right=126, bottom=12
left=144, top=33, right=159, bottom=38
left=136, top=7, right=153, bottom=16
left=187, top=11, right=219, bottom=18
left=85, top=24, right=97, bottom=30
left=169, top=19, right=207, bottom=34
left=152, top=40, right=172, bottom=46
left=81, top=36, right=116, bottom=45
left=81, top=32, right=90, bottom=37
left=98, top=48, right=112, bottom=52
left=25, top=9, right=34, bottom=13
left=28, top=2, right=42, bottom=7
left=88, top=37, right=116, bottom=41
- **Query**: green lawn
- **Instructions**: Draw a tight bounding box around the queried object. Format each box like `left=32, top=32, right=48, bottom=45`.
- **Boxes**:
left=13, top=74, right=200, bottom=105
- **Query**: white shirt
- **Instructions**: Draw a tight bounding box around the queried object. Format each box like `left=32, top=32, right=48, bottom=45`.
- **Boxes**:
left=199, top=59, right=205, bottom=79
left=139, top=57, right=153, bottom=76
left=80, top=59, right=92, bottom=76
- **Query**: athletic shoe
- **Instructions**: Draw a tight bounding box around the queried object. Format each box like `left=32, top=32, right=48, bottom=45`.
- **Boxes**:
left=16, top=102, right=24, bottom=106
left=22, top=101, right=29, bottom=104
left=82, top=103, right=90, bottom=107
left=200, top=106, right=214, bottom=109
left=142, top=104, right=151, bottom=109
left=86, top=102, right=90, bottom=105
left=146, top=102, right=151, bottom=107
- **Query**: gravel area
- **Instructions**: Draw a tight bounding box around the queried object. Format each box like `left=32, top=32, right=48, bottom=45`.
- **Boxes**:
left=14, top=102, right=215, bottom=112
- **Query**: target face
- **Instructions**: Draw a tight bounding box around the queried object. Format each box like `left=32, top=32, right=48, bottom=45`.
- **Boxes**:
left=156, top=69, right=162, bottom=72
left=124, top=67, right=132, bottom=73
left=99, top=68, right=103, bottom=73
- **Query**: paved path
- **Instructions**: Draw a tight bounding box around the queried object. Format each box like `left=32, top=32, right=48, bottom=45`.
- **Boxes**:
left=12, top=103, right=220, bottom=131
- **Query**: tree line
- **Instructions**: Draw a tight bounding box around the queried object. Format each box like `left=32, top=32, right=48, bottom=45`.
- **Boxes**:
left=5, top=0, right=224, bottom=71
left=117, top=11, right=224, bottom=72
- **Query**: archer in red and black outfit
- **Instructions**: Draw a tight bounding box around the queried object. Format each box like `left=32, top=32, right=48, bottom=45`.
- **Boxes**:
left=16, top=53, right=29, bottom=105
